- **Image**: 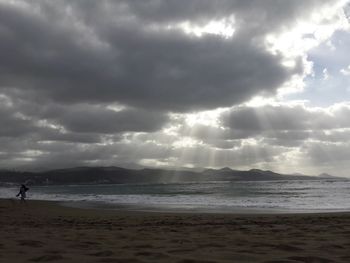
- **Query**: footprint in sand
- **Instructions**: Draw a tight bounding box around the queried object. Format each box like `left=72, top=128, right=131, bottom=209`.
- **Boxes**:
left=288, top=256, right=334, bottom=263
left=263, top=260, right=297, bottom=263
left=17, top=240, right=44, bottom=248
left=177, top=259, right=217, bottom=263
left=44, top=250, right=63, bottom=254
left=340, top=255, right=350, bottom=260
left=83, top=241, right=100, bottom=245
left=133, top=244, right=154, bottom=249
left=89, top=250, right=114, bottom=257
left=318, top=244, right=345, bottom=251
left=199, top=243, right=225, bottom=248
left=274, top=244, right=303, bottom=252
left=98, top=258, right=145, bottom=263
left=135, top=251, right=169, bottom=259
left=168, top=248, right=195, bottom=254
left=29, top=254, right=64, bottom=262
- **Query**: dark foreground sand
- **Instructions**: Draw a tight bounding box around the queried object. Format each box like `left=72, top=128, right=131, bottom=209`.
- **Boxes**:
left=0, top=199, right=350, bottom=263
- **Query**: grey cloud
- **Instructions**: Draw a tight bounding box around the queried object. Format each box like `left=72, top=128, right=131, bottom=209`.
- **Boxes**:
left=0, top=0, right=307, bottom=112
left=179, top=124, right=257, bottom=143
left=0, top=138, right=115, bottom=170
left=0, top=138, right=173, bottom=171
left=0, top=100, right=39, bottom=138
left=261, top=130, right=311, bottom=147
left=0, top=112, right=36, bottom=138
left=180, top=104, right=350, bottom=149
left=220, top=105, right=350, bottom=132
left=264, top=130, right=310, bottom=141
left=107, top=0, right=331, bottom=36
left=37, top=128, right=103, bottom=144
left=173, top=143, right=285, bottom=168
left=303, top=141, right=350, bottom=166
left=43, top=105, right=169, bottom=134
left=312, top=130, right=350, bottom=143
left=222, top=105, right=317, bottom=131
left=0, top=123, right=281, bottom=170
left=203, top=139, right=242, bottom=150
left=0, top=91, right=168, bottom=141
left=0, top=0, right=349, bottom=172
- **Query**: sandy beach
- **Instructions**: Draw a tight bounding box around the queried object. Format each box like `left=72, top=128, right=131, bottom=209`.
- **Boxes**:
left=1, top=199, right=350, bottom=263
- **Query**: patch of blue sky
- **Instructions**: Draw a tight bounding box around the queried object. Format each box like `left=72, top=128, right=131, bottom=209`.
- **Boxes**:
left=286, top=30, right=350, bottom=106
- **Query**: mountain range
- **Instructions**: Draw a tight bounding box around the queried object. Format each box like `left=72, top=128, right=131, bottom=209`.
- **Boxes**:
left=0, top=166, right=344, bottom=186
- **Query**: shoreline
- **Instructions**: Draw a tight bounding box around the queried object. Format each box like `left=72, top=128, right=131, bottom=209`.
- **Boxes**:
left=3, top=198, right=350, bottom=220
left=60, top=199, right=350, bottom=215
left=3, top=197, right=350, bottom=215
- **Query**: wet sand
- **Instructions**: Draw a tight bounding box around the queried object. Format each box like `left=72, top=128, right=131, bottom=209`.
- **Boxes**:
left=1, top=199, right=350, bottom=263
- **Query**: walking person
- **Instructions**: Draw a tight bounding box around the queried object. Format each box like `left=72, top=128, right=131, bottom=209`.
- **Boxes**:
left=16, top=184, right=29, bottom=203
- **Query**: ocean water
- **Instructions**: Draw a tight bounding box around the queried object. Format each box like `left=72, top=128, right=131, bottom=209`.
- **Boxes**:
left=1, top=179, right=350, bottom=213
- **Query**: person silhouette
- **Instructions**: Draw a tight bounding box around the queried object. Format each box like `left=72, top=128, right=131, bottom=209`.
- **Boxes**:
left=16, top=184, right=29, bottom=203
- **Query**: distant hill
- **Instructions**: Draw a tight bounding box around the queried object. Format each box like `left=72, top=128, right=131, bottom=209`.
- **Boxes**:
left=317, top=172, right=343, bottom=179
left=0, top=166, right=346, bottom=186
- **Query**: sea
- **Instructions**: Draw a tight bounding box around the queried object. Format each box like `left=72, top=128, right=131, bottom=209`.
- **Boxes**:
left=1, top=179, right=350, bottom=213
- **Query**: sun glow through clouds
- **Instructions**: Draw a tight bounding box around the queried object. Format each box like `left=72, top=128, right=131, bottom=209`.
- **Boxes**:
left=184, top=109, right=226, bottom=128
left=179, top=16, right=236, bottom=38
left=1, top=0, right=350, bottom=176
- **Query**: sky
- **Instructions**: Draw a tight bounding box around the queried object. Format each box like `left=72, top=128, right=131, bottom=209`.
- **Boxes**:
left=1, top=0, right=350, bottom=176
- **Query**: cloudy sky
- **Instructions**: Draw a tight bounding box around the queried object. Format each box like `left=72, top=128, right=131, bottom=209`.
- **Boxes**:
left=1, top=0, right=350, bottom=176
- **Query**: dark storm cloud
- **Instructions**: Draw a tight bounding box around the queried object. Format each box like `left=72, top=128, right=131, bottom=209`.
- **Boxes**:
left=261, top=130, right=311, bottom=147
left=222, top=105, right=310, bottom=131
left=0, top=97, right=39, bottom=137
left=187, top=125, right=310, bottom=148
left=0, top=0, right=348, bottom=171
left=0, top=91, right=168, bottom=139
left=102, top=0, right=327, bottom=35
left=40, top=104, right=169, bottom=134
left=0, top=98, right=103, bottom=143
left=175, top=104, right=350, bottom=149
left=179, top=123, right=257, bottom=142
left=0, top=108, right=37, bottom=137
left=221, top=105, right=345, bottom=131
left=172, top=143, right=285, bottom=168
left=0, top=0, right=309, bottom=112
left=0, top=138, right=174, bottom=171
left=38, top=129, right=103, bottom=144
